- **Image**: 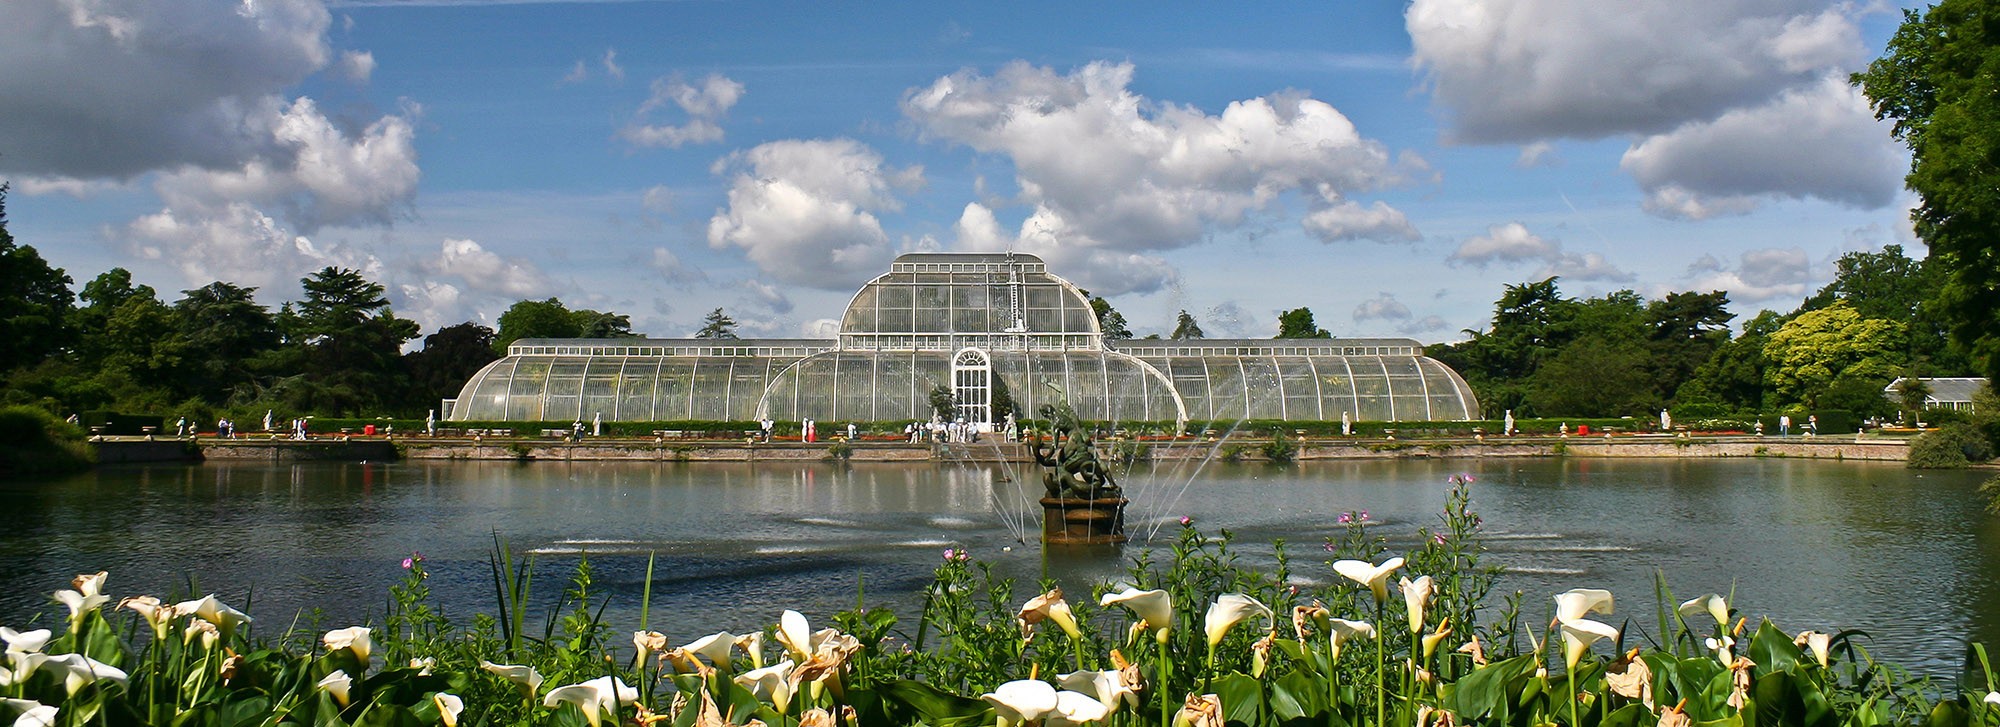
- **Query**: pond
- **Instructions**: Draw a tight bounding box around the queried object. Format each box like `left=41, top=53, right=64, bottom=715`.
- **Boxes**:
left=1, top=456, right=1992, bottom=674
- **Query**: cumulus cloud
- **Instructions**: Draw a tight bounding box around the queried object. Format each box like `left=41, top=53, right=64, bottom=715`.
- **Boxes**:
left=1515, top=141, right=1559, bottom=168
left=127, top=202, right=377, bottom=291
left=1407, top=0, right=1867, bottom=143
left=801, top=318, right=841, bottom=338
left=338, top=50, right=374, bottom=83
left=949, top=202, right=1179, bottom=296
left=648, top=246, right=702, bottom=283
left=903, top=61, right=1420, bottom=281
left=1680, top=247, right=1813, bottom=303
left=1398, top=315, right=1450, bottom=335
left=149, top=97, right=420, bottom=233
left=0, top=0, right=334, bottom=179
left=430, top=238, right=553, bottom=298
left=706, top=138, right=911, bottom=288
left=619, top=73, right=744, bottom=149
left=1352, top=292, right=1412, bottom=322
left=1622, top=75, right=1904, bottom=218
left=640, top=185, right=675, bottom=215
left=1448, top=222, right=1632, bottom=282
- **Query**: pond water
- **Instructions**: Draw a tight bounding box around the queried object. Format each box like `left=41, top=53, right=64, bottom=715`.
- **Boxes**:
left=1, top=456, right=1993, bottom=674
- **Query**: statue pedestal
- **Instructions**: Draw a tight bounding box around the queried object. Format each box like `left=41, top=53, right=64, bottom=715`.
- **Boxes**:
left=1041, top=497, right=1128, bottom=545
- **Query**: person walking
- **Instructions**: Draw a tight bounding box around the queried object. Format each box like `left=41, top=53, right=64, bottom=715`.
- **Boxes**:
left=1780, top=414, right=1791, bottom=436
left=176, top=416, right=188, bottom=437
left=846, top=422, right=858, bottom=441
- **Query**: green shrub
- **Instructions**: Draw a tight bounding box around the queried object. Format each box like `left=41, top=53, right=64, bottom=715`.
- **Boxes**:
left=826, top=441, right=854, bottom=461
left=1907, top=422, right=1992, bottom=469
left=1260, top=431, right=1297, bottom=463
left=0, top=405, right=93, bottom=479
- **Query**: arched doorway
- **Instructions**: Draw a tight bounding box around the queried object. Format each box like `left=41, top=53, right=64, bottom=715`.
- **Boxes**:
left=952, top=348, right=992, bottom=425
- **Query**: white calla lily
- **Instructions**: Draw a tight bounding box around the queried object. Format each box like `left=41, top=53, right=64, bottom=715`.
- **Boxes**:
left=1019, top=588, right=1084, bottom=640
left=1678, top=594, right=1730, bottom=629
left=479, top=661, right=544, bottom=696
left=1560, top=618, right=1621, bottom=670
left=39, top=653, right=127, bottom=695
left=1327, top=618, right=1375, bottom=661
left=71, top=572, right=107, bottom=599
left=982, top=679, right=1060, bottom=724
left=633, top=631, right=668, bottom=669
left=1554, top=588, right=1614, bottom=623
left=682, top=631, right=741, bottom=669
left=432, top=693, right=464, bottom=727
left=779, top=610, right=816, bottom=660
left=1333, top=557, right=1406, bottom=602
left=542, top=676, right=638, bottom=727
left=0, top=628, right=51, bottom=654
left=1203, top=593, right=1273, bottom=648
left=1795, top=630, right=1832, bottom=668
left=2, top=699, right=58, bottom=727
left=733, top=660, right=797, bottom=714
left=317, top=670, right=353, bottom=707
left=175, top=595, right=253, bottom=634
left=1985, top=691, right=2000, bottom=707
left=119, top=597, right=177, bottom=638
left=735, top=631, right=767, bottom=669
left=1400, top=575, right=1435, bottom=633
left=1057, top=669, right=1142, bottom=714
left=1100, top=588, right=1173, bottom=642
left=1050, top=690, right=1110, bottom=726
left=1705, top=635, right=1736, bottom=665
left=323, top=627, right=372, bottom=663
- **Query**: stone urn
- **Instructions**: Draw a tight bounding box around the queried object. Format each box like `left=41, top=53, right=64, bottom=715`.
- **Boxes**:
left=1040, top=496, right=1128, bottom=545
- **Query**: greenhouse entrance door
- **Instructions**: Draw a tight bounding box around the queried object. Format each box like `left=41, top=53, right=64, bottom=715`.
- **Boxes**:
left=952, top=348, right=991, bottom=425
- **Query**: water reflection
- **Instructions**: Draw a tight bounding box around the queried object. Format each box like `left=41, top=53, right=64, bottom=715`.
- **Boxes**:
left=0, top=458, right=1989, bottom=674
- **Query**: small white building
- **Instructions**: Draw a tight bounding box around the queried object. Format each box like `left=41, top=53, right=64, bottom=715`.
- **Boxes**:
left=1882, top=377, right=1989, bottom=413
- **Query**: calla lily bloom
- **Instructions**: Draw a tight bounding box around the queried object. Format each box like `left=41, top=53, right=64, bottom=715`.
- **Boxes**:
left=183, top=619, right=220, bottom=648
left=1458, top=634, right=1488, bottom=666
left=176, top=595, right=252, bottom=635
left=1174, top=694, right=1224, bottom=727
left=1049, top=690, right=1110, bottom=726
left=633, top=630, right=668, bottom=669
left=778, top=610, right=826, bottom=661
left=0, top=628, right=51, bottom=654
left=1100, top=588, right=1173, bottom=642
left=409, top=657, right=437, bottom=675
left=734, top=660, right=797, bottom=714
left=683, top=631, right=741, bottom=669
left=543, top=676, right=638, bottom=727
left=1985, top=692, right=2000, bottom=707
left=1203, top=593, right=1273, bottom=648
left=1705, top=636, right=1736, bottom=665
left=53, top=577, right=110, bottom=632
left=323, top=627, right=372, bottom=663
left=1058, top=669, right=1143, bottom=714
left=119, top=597, right=177, bottom=639
left=479, top=661, right=544, bottom=696
left=1678, top=594, right=1729, bottom=629
left=37, top=653, right=127, bottom=695
left=1333, top=557, right=1406, bottom=602
left=1559, top=618, right=1620, bottom=670
left=1553, top=589, right=1614, bottom=624
left=1327, top=618, right=1375, bottom=661
left=1421, top=618, right=1453, bottom=660
left=1292, top=601, right=1331, bottom=640
left=2, top=699, right=57, bottom=727
left=317, top=670, right=353, bottom=707
left=1019, top=588, right=1084, bottom=640
left=735, top=631, right=767, bottom=669
left=982, top=679, right=1059, bottom=724
left=71, top=572, right=107, bottom=598
left=1400, top=575, right=1435, bottom=633
left=1794, top=630, right=1831, bottom=668
left=432, top=693, right=464, bottom=727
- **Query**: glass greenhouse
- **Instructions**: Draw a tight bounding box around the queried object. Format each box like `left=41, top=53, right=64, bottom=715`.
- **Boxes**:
left=445, top=252, right=1480, bottom=424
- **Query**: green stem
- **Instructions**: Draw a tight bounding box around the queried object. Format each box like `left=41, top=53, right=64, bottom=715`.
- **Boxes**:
left=1568, top=665, right=1579, bottom=727
left=1375, top=600, right=1387, bottom=727
left=1158, top=635, right=1173, bottom=727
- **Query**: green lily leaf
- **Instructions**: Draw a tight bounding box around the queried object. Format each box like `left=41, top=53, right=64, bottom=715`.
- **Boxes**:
left=351, top=703, right=425, bottom=727
left=1747, top=621, right=1803, bottom=677
left=877, top=678, right=991, bottom=727
left=1444, top=654, right=1538, bottom=721
left=1271, top=669, right=1327, bottom=720
left=1921, top=699, right=1970, bottom=727
left=1601, top=702, right=1650, bottom=727
left=1214, top=673, right=1265, bottom=725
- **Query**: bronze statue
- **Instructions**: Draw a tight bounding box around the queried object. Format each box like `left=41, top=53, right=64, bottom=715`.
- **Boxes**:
left=1029, top=401, right=1121, bottom=500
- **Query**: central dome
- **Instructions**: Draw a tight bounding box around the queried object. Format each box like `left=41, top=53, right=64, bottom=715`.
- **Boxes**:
left=837, top=252, right=1102, bottom=351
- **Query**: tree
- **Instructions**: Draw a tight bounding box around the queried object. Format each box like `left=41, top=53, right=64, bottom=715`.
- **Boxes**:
left=1170, top=310, right=1205, bottom=340
left=1526, top=338, right=1657, bottom=416
left=928, top=383, right=956, bottom=421
left=573, top=309, right=638, bottom=339
left=174, top=282, right=280, bottom=404
left=1763, top=302, right=1903, bottom=408
left=1856, top=3, right=2000, bottom=381
left=696, top=308, right=739, bottom=339
left=1799, top=245, right=1968, bottom=373
left=1677, top=310, right=1782, bottom=413
left=273, top=267, right=420, bottom=415
left=1642, top=290, right=1734, bottom=404
left=1275, top=307, right=1331, bottom=338
left=1083, top=292, right=1131, bottom=340
left=404, top=322, right=499, bottom=411
left=1896, top=375, right=1934, bottom=424
left=0, top=185, right=76, bottom=375
left=494, top=298, right=583, bottom=354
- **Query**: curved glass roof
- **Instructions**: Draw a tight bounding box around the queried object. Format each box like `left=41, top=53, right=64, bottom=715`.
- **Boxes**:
left=838, top=252, right=1102, bottom=352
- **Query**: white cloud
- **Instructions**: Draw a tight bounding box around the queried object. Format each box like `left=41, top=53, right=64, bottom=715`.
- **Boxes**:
left=0, top=0, right=334, bottom=179
left=706, top=138, right=908, bottom=288
left=431, top=238, right=553, bottom=298
left=903, top=60, right=1420, bottom=266
left=1622, top=75, right=1904, bottom=218
left=1301, top=199, right=1420, bottom=243
left=396, top=280, right=468, bottom=332
left=620, top=73, right=744, bottom=149
left=1448, top=222, right=1632, bottom=282
left=338, top=50, right=374, bottom=83
left=640, top=185, right=675, bottom=215
left=801, top=318, right=840, bottom=338
left=560, top=59, right=587, bottom=84
left=1352, top=292, right=1412, bottom=322
left=648, top=246, right=701, bottom=283
left=601, top=47, right=624, bottom=82
left=126, top=202, right=376, bottom=290
left=149, top=97, right=420, bottom=233
left=743, top=279, right=793, bottom=314
left=1407, top=0, right=1867, bottom=143
left=1515, top=141, right=1559, bottom=168
left=950, top=202, right=1179, bottom=296
left=1680, top=247, right=1813, bottom=303
left=1398, top=315, right=1450, bottom=335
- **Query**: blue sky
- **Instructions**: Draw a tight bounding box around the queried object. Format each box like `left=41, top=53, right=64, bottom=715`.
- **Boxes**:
left=0, top=0, right=1921, bottom=342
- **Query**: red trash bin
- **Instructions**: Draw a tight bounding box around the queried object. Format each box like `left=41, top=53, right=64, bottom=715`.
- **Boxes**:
left=364, top=424, right=377, bottom=435
left=1576, top=425, right=1589, bottom=435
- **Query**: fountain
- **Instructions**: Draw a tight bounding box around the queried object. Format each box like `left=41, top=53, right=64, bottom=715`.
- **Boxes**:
left=1029, top=400, right=1128, bottom=545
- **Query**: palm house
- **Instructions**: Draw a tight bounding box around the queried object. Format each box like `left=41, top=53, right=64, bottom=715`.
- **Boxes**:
left=444, top=252, right=1480, bottom=425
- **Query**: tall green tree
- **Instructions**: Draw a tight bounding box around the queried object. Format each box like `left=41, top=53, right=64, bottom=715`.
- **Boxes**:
left=404, top=322, right=499, bottom=412
left=1763, top=302, right=1903, bottom=409
left=71, top=269, right=186, bottom=408
left=174, top=282, right=280, bottom=404
left=0, top=185, right=76, bottom=375
left=1799, top=245, right=1968, bottom=373
left=1170, top=310, right=1204, bottom=340
left=272, top=267, right=420, bottom=415
left=1082, top=292, right=1132, bottom=340
left=494, top=298, right=583, bottom=353
left=1857, top=3, right=2000, bottom=381
left=1677, top=310, right=1782, bottom=413
left=695, top=308, right=739, bottom=339
left=1275, top=307, right=1330, bottom=338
